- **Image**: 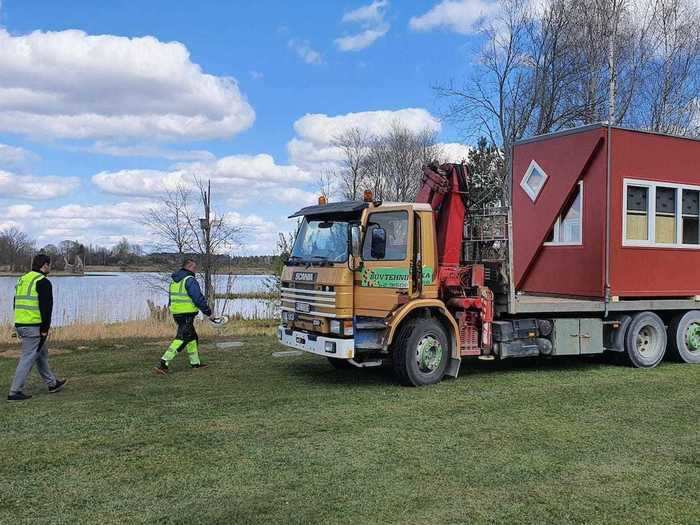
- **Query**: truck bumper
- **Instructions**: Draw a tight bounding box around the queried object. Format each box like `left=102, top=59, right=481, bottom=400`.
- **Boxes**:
left=277, top=326, right=355, bottom=359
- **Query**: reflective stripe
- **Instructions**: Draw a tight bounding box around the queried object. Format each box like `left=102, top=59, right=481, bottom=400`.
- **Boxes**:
left=15, top=305, right=40, bottom=311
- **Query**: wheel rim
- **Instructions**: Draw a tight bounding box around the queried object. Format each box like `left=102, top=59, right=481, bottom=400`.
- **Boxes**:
left=635, top=325, right=660, bottom=356
left=416, top=335, right=444, bottom=374
left=685, top=322, right=700, bottom=354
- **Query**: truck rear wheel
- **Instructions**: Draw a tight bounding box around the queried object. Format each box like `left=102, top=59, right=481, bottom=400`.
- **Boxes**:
left=624, top=312, right=667, bottom=368
left=392, top=318, right=449, bottom=386
left=668, top=311, right=700, bottom=364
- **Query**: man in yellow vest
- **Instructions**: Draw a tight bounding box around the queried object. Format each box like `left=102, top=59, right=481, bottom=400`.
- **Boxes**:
left=8, top=254, right=66, bottom=401
left=154, top=258, right=215, bottom=374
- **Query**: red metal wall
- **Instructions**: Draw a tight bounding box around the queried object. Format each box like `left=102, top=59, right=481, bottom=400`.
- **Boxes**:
left=609, top=128, right=700, bottom=297
left=512, top=127, right=607, bottom=298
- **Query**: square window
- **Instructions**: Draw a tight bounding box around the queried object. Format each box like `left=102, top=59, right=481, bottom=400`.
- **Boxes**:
left=655, top=187, right=676, bottom=244
left=682, top=189, right=699, bottom=245
left=520, top=160, right=548, bottom=202
left=626, top=185, right=649, bottom=241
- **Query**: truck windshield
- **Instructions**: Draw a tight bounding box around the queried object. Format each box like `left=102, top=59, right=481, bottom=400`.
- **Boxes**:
left=290, top=218, right=349, bottom=264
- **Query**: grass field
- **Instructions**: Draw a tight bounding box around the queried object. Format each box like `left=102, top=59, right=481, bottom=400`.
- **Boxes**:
left=1, top=335, right=698, bottom=524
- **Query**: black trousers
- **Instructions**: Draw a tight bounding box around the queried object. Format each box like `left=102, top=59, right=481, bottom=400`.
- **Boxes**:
left=174, top=314, right=198, bottom=351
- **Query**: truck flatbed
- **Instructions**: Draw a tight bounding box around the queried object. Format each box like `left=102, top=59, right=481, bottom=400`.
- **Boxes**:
left=502, top=293, right=700, bottom=316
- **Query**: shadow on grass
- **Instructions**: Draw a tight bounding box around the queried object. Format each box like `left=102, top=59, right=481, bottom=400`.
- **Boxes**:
left=283, top=352, right=627, bottom=387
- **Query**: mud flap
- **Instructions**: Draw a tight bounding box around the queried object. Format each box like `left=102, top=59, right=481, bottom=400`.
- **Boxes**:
left=445, top=357, right=461, bottom=378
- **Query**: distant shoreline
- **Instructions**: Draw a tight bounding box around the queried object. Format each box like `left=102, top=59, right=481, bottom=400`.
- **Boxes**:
left=0, top=266, right=274, bottom=277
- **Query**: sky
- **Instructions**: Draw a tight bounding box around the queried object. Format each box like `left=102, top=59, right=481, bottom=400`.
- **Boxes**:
left=0, top=0, right=496, bottom=254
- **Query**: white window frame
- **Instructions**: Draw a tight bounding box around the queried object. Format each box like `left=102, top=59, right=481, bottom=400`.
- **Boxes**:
left=622, top=178, right=700, bottom=249
left=544, top=181, right=584, bottom=246
left=521, top=160, right=549, bottom=202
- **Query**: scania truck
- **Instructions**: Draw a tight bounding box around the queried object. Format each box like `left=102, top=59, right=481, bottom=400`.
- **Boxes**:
left=277, top=125, right=700, bottom=386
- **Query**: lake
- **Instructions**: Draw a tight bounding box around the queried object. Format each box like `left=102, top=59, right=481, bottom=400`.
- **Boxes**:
left=0, top=272, right=277, bottom=326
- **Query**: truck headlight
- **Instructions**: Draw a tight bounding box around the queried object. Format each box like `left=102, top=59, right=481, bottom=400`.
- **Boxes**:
left=324, top=341, right=336, bottom=354
left=330, top=320, right=341, bottom=334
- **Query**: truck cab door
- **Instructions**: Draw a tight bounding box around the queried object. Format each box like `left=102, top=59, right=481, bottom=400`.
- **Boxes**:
left=354, top=209, right=414, bottom=317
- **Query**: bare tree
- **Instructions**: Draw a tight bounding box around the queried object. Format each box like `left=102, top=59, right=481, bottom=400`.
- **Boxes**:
left=372, top=123, right=443, bottom=202
left=329, top=122, right=443, bottom=203
left=637, top=0, right=700, bottom=134
left=0, top=228, right=35, bottom=272
left=317, top=168, right=336, bottom=200
left=143, top=186, right=195, bottom=255
left=331, top=128, right=370, bottom=200
left=141, top=180, right=244, bottom=313
left=436, top=0, right=700, bottom=199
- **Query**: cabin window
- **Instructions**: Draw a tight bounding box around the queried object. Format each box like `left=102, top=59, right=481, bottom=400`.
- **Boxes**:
left=626, top=185, right=649, bottom=241
left=363, top=211, right=408, bottom=261
left=682, top=189, right=699, bottom=245
left=624, top=179, right=700, bottom=249
left=654, top=187, right=676, bottom=244
left=521, top=160, right=548, bottom=202
left=545, top=182, right=583, bottom=245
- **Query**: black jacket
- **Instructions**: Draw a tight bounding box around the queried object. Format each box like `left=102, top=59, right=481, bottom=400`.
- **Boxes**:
left=15, top=273, right=53, bottom=333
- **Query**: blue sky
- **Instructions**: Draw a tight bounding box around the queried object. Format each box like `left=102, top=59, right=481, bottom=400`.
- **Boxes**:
left=0, top=0, right=491, bottom=253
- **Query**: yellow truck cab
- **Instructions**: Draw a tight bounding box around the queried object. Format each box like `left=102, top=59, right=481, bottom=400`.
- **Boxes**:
left=277, top=196, right=459, bottom=385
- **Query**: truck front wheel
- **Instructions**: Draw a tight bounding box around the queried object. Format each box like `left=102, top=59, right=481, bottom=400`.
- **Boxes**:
left=668, top=311, right=700, bottom=364
left=625, top=312, right=667, bottom=368
left=392, top=318, right=449, bottom=386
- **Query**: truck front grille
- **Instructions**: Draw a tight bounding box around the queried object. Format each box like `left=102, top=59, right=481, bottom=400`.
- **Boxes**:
left=280, top=286, right=337, bottom=318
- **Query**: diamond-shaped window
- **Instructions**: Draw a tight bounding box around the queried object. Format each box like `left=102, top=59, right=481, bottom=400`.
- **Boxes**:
left=521, top=160, right=548, bottom=202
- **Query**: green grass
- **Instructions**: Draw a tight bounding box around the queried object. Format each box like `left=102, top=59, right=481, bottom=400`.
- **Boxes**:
left=1, top=337, right=698, bottom=524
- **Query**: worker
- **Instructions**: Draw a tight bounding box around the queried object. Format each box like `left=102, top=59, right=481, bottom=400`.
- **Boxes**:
left=154, top=258, right=215, bottom=374
left=7, top=254, right=67, bottom=402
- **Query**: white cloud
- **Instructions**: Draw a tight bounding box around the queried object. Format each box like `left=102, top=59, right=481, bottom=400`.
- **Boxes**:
left=0, top=143, right=34, bottom=169
left=0, top=170, right=79, bottom=200
left=288, top=39, right=323, bottom=65
left=409, top=0, right=498, bottom=35
left=342, top=0, right=389, bottom=24
left=88, top=141, right=215, bottom=162
left=293, top=108, right=441, bottom=145
left=288, top=108, right=442, bottom=169
left=92, top=153, right=312, bottom=197
left=0, top=28, right=255, bottom=141
left=439, top=142, right=471, bottom=163
left=0, top=200, right=157, bottom=246
left=335, top=26, right=390, bottom=51
left=336, top=1, right=390, bottom=51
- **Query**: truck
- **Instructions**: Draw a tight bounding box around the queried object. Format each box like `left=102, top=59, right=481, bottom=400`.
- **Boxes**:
left=276, top=124, right=700, bottom=386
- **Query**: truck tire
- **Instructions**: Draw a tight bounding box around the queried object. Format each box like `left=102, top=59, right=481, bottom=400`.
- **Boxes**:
left=392, top=318, right=449, bottom=386
left=667, top=311, right=700, bottom=364
left=624, top=312, right=667, bottom=368
left=327, top=357, right=353, bottom=370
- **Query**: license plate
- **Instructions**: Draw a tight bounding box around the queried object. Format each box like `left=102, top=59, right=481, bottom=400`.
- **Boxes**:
left=296, top=336, right=306, bottom=345
left=295, top=302, right=311, bottom=313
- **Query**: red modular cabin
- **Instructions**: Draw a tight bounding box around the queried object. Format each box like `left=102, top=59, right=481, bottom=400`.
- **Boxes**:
left=512, top=124, right=700, bottom=301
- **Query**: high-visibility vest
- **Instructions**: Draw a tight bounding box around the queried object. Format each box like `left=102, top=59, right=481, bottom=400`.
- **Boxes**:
left=169, top=276, right=199, bottom=315
left=14, top=271, right=45, bottom=324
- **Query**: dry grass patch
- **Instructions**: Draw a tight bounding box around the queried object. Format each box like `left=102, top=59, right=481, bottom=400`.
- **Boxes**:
left=0, top=318, right=277, bottom=347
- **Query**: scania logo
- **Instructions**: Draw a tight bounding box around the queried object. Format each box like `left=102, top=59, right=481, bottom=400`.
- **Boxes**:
left=293, top=271, right=317, bottom=282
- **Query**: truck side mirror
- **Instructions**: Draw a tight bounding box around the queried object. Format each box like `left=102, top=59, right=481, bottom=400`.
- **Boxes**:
left=350, top=225, right=361, bottom=258
left=370, top=227, right=386, bottom=259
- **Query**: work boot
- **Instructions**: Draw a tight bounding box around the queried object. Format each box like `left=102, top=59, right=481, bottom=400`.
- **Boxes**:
left=7, top=392, right=32, bottom=401
left=153, top=360, right=169, bottom=375
left=190, top=363, right=209, bottom=369
left=48, top=379, right=67, bottom=394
